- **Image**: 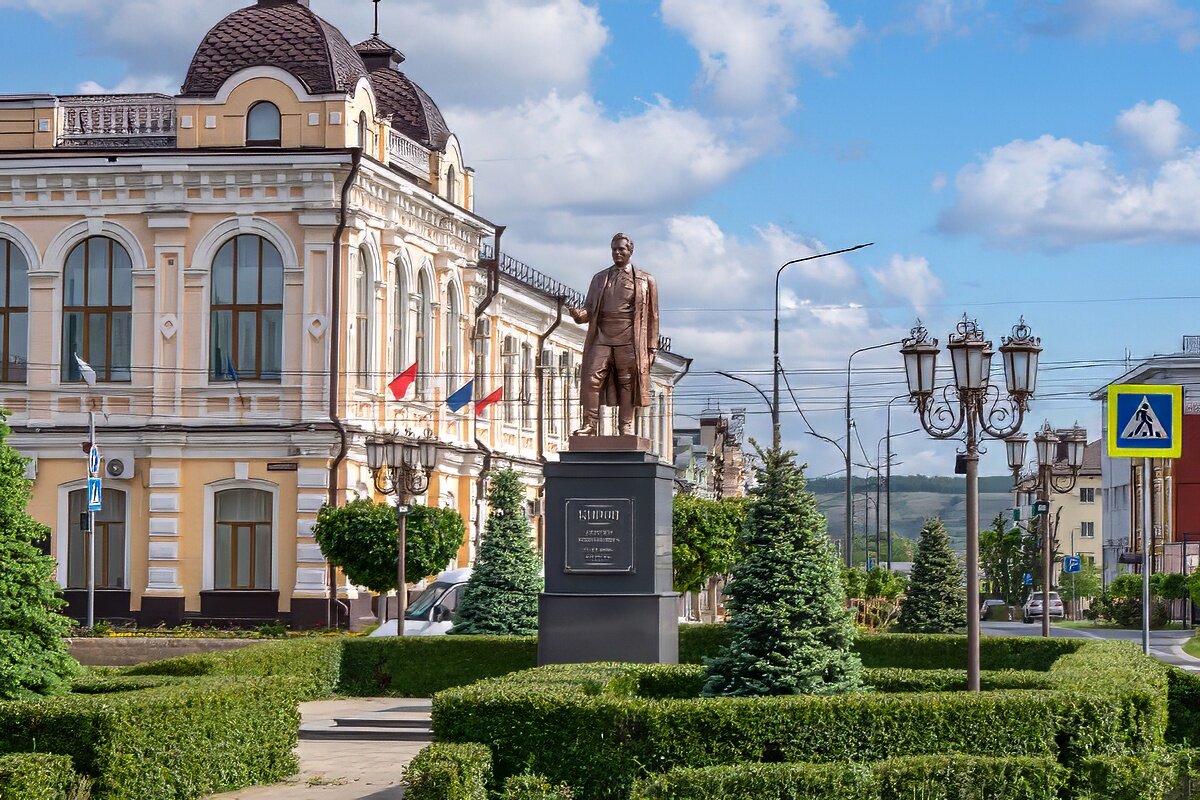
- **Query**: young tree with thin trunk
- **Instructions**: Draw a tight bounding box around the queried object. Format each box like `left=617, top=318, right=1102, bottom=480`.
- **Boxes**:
left=898, top=517, right=967, bottom=633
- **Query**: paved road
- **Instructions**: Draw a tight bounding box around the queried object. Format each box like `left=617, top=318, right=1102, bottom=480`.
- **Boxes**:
left=982, top=620, right=1200, bottom=672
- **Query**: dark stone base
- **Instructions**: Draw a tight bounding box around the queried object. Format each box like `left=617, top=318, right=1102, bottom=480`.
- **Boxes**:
left=138, top=595, right=185, bottom=627
left=537, top=593, right=679, bottom=665
left=291, top=596, right=352, bottom=630
left=198, top=590, right=281, bottom=621
left=62, top=589, right=134, bottom=624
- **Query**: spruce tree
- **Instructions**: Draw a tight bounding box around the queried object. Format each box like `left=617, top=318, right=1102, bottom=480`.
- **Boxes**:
left=703, top=447, right=862, bottom=696
left=451, top=469, right=542, bottom=635
left=0, top=417, right=79, bottom=698
left=898, top=517, right=967, bottom=633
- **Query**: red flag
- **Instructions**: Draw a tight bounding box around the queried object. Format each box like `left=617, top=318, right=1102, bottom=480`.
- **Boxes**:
left=388, top=363, right=418, bottom=400
left=475, top=386, right=503, bottom=417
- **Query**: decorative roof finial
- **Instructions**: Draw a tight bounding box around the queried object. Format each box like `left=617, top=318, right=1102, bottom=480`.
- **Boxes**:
left=373, top=0, right=382, bottom=37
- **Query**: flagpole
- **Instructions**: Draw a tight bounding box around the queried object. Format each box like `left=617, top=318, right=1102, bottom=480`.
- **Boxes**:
left=87, top=407, right=95, bottom=630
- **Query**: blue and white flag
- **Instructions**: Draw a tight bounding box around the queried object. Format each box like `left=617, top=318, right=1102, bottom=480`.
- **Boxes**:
left=446, top=380, right=474, bottom=414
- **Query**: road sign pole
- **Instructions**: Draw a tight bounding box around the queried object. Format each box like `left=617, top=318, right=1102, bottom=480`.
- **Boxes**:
left=1142, top=456, right=1152, bottom=657
left=86, top=409, right=95, bottom=631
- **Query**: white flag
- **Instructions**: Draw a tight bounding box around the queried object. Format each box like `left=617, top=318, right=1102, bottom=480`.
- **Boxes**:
left=73, top=353, right=97, bottom=388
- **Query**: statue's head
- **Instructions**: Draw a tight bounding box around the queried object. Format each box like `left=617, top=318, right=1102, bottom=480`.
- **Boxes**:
left=611, top=233, right=634, bottom=266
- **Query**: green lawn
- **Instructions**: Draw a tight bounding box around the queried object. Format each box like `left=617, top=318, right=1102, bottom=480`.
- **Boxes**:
left=1057, top=619, right=1189, bottom=631
left=1184, top=634, right=1200, bottom=659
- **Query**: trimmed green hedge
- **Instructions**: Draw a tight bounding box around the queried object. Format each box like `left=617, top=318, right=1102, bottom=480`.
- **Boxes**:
left=123, top=637, right=341, bottom=701
left=631, top=755, right=1064, bottom=800
left=403, top=742, right=492, bottom=800
left=338, top=635, right=536, bottom=697
left=433, top=639, right=1168, bottom=800
left=502, top=774, right=575, bottom=799
left=0, top=676, right=301, bottom=799
left=0, top=753, right=79, bottom=800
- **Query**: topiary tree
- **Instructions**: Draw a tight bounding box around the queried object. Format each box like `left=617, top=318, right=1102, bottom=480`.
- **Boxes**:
left=0, top=416, right=79, bottom=699
left=313, top=498, right=465, bottom=621
left=451, top=469, right=543, bottom=635
left=898, top=517, right=967, bottom=633
left=703, top=446, right=862, bottom=696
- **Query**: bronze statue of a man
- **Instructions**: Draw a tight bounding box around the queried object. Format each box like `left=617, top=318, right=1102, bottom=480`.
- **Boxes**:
left=568, top=233, right=660, bottom=436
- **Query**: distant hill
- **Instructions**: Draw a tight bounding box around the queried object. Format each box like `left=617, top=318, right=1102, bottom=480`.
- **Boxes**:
left=806, top=474, right=1016, bottom=553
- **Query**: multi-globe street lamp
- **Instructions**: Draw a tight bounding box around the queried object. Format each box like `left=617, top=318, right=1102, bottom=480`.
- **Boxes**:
left=365, top=432, right=440, bottom=636
left=1005, top=421, right=1087, bottom=638
left=900, top=316, right=1042, bottom=691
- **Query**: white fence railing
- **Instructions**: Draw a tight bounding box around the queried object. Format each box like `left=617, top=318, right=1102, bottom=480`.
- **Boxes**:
left=58, top=95, right=176, bottom=145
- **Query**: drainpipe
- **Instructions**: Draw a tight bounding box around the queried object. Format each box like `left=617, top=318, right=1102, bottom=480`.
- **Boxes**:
left=325, top=148, right=363, bottom=628
left=473, top=226, right=504, bottom=553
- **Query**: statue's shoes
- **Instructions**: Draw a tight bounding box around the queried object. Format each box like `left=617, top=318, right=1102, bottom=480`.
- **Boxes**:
left=572, top=425, right=596, bottom=436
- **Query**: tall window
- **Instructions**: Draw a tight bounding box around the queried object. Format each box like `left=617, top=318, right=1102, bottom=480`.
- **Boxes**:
left=546, top=350, right=557, bottom=436
left=445, top=166, right=457, bottom=204
left=560, top=353, right=572, bottom=436
left=358, top=112, right=369, bottom=151
left=502, top=336, right=517, bottom=423
left=247, top=102, right=281, bottom=146
left=211, top=235, right=283, bottom=381
left=214, top=488, right=272, bottom=590
left=62, top=236, right=132, bottom=382
left=444, top=284, right=461, bottom=392
left=67, top=488, right=126, bottom=589
left=521, top=343, right=533, bottom=430
left=0, top=239, right=28, bottom=383
left=354, top=247, right=373, bottom=384
left=415, top=270, right=433, bottom=398
left=392, top=261, right=406, bottom=375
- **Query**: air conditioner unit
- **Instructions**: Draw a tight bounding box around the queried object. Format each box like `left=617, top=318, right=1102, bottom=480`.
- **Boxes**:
left=104, top=453, right=135, bottom=480
left=473, top=318, right=492, bottom=340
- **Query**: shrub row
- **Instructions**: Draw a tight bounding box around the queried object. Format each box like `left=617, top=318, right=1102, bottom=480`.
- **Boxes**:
left=0, top=753, right=79, bottom=800
left=630, top=755, right=1066, bottom=800
left=432, top=640, right=1168, bottom=800
left=0, top=675, right=302, bottom=799
left=403, top=742, right=492, bottom=800
left=124, top=637, right=341, bottom=701
left=678, top=626, right=1084, bottom=671
left=338, top=636, right=537, bottom=697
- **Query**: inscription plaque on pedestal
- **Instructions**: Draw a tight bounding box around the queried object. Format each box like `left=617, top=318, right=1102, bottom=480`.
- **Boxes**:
left=565, top=498, right=634, bottom=573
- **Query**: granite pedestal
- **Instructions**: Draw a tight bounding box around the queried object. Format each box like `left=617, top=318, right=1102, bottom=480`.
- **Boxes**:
left=538, top=442, right=678, bottom=665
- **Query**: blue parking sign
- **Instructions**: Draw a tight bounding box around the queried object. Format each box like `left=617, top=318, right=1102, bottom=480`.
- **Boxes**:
left=1063, top=555, right=1081, bottom=574
left=1023, top=573, right=1033, bottom=586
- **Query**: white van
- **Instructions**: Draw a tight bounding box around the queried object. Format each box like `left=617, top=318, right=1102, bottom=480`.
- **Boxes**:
left=369, top=567, right=472, bottom=637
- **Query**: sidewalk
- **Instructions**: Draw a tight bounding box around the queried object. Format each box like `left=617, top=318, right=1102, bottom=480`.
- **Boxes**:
left=205, top=698, right=431, bottom=800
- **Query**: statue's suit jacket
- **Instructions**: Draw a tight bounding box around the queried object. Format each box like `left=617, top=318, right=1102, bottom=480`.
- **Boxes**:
left=576, top=264, right=659, bottom=408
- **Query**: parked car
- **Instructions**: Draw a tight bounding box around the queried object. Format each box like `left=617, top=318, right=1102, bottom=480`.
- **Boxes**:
left=1022, top=591, right=1065, bottom=623
left=369, top=567, right=472, bottom=637
left=979, top=599, right=1008, bottom=621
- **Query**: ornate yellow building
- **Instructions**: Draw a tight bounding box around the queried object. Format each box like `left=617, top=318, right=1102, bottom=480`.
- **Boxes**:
left=0, top=0, right=688, bottom=627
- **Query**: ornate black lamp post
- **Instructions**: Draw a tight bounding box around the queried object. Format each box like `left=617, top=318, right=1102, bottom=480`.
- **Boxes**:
left=365, top=432, right=440, bottom=636
left=900, top=316, right=1041, bottom=691
left=1007, top=422, right=1086, bottom=637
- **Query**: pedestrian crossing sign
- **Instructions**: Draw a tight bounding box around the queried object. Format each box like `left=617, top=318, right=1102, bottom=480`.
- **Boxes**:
left=1107, top=383, right=1182, bottom=458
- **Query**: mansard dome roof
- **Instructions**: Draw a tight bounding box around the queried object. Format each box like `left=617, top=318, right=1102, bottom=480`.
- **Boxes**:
left=355, top=38, right=451, bottom=152
left=181, top=0, right=368, bottom=97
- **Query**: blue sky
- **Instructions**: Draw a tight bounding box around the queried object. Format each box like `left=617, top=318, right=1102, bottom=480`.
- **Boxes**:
left=3, top=0, right=1200, bottom=480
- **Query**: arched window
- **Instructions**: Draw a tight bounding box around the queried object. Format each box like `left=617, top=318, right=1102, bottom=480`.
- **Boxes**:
left=247, top=102, right=281, bottom=146
left=0, top=239, right=28, bottom=383
left=211, top=235, right=283, bottom=381
left=354, top=247, right=373, bottom=384
left=392, top=260, right=407, bottom=375
left=444, top=283, right=461, bottom=393
left=358, top=112, right=375, bottom=153
left=658, top=393, right=668, bottom=458
left=214, top=488, right=272, bottom=590
left=67, top=487, right=126, bottom=589
left=546, top=349, right=558, bottom=437
left=445, top=166, right=457, bottom=204
left=62, top=236, right=132, bottom=383
left=415, top=270, right=433, bottom=398
left=502, top=335, right=517, bottom=423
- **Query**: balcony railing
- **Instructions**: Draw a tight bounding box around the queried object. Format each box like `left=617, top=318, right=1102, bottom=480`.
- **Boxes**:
left=57, top=94, right=176, bottom=148
left=481, top=245, right=586, bottom=308
left=387, top=129, right=431, bottom=178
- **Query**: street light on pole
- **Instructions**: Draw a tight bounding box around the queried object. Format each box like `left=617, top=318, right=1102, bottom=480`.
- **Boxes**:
left=773, top=244, right=873, bottom=451
left=845, top=339, right=904, bottom=566
left=900, top=316, right=1041, bottom=692
left=365, top=431, right=441, bottom=636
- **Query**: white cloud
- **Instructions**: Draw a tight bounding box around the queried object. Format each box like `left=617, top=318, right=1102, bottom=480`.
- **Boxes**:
left=939, top=103, right=1200, bottom=247
left=910, top=0, right=980, bottom=38
left=451, top=91, right=755, bottom=220
left=1019, top=0, right=1199, bottom=47
left=1115, top=99, right=1189, bottom=163
left=659, top=0, right=862, bottom=115
left=871, top=255, right=944, bottom=314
